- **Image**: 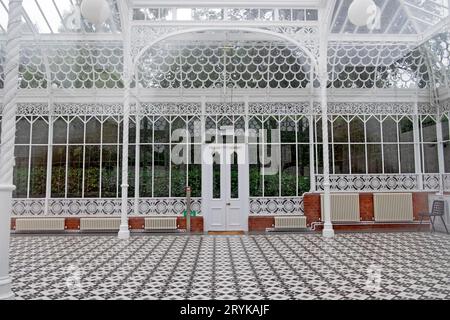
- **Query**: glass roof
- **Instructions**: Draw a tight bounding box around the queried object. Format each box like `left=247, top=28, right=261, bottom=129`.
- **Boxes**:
left=0, top=0, right=447, bottom=37
left=331, top=0, right=449, bottom=34
left=0, top=0, right=121, bottom=34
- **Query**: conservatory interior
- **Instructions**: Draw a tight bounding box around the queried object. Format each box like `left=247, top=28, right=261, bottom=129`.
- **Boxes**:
left=0, top=0, right=449, bottom=300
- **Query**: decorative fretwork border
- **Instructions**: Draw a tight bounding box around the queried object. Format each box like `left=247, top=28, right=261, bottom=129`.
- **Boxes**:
left=326, top=102, right=437, bottom=115
left=12, top=197, right=306, bottom=216
left=315, top=174, right=442, bottom=192
left=205, top=103, right=245, bottom=115
left=139, top=103, right=201, bottom=115
left=249, top=102, right=311, bottom=115
left=249, top=197, right=304, bottom=216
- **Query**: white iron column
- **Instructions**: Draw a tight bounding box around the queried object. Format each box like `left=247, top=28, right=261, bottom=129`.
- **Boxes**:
left=319, top=4, right=334, bottom=238
left=0, top=0, right=22, bottom=300
left=118, top=7, right=131, bottom=239
left=320, top=73, right=334, bottom=238
left=436, top=114, right=445, bottom=195
left=413, top=103, right=423, bottom=189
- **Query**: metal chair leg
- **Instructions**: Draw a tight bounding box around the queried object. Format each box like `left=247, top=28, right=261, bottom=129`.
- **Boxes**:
left=431, top=216, right=436, bottom=233
left=440, top=216, right=449, bottom=234
left=418, top=216, right=423, bottom=232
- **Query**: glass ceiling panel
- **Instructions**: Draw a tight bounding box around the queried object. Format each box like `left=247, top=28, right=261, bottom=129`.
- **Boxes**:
left=331, top=0, right=449, bottom=35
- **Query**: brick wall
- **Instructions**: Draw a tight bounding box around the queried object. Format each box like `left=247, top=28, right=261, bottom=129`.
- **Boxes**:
left=412, top=193, right=429, bottom=221
left=248, top=216, right=275, bottom=231
left=303, top=193, right=321, bottom=225
left=65, top=218, right=80, bottom=230
left=177, top=216, right=204, bottom=232
left=359, top=193, right=374, bottom=221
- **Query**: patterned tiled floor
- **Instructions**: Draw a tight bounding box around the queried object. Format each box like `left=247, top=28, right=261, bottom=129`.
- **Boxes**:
left=9, top=232, right=450, bottom=300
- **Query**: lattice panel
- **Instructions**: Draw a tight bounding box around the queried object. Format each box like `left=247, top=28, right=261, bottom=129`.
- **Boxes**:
left=328, top=43, right=430, bottom=89
left=424, top=32, right=450, bottom=90
left=137, top=198, right=202, bottom=215
left=316, top=174, right=420, bottom=191
left=136, top=42, right=316, bottom=89
left=249, top=197, right=304, bottom=215
left=17, top=44, right=124, bottom=90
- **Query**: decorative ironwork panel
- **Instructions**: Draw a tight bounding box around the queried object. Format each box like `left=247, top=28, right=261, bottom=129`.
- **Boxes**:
left=136, top=41, right=316, bottom=89
left=249, top=197, right=304, bottom=215
left=12, top=199, right=45, bottom=216
left=137, top=198, right=202, bottom=215
left=53, top=103, right=123, bottom=115
left=249, top=102, right=311, bottom=115
left=423, top=174, right=441, bottom=191
left=315, top=174, right=420, bottom=191
left=205, top=103, right=245, bottom=115
left=139, top=103, right=201, bottom=115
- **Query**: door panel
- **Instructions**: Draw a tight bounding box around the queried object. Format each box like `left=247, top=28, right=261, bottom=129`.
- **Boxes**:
left=203, top=142, right=249, bottom=232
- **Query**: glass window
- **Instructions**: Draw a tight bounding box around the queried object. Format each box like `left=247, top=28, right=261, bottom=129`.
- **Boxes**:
left=230, top=152, right=239, bottom=199
left=281, top=144, right=296, bottom=196
left=399, top=117, right=414, bottom=143
left=85, top=117, right=101, bottom=144
left=139, top=145, right=152, bottom=197
left=101, top=145, right=118, bottom=197
left=16, top=118, right=31, bottom=144
left=213, top=153, right=221, bottom=199
left=421, top=117, right=437, bottom=142
left=444, top=142, right=450, bottom=173
left=351, top=144, right=366, bottom=174
left=400, top=144, right=415, bottom=173
left=263, top=144, right=280, bottom=196
left=423, top=144, right=439, bottom=173
left=154, top=117, right=170, bottom=143
left=366, top=117, right=381, bottom=142
left=333, top=144, right=349, bottom=174
left=279, top=9, right=292, bottom=21
left=153, top=144, right=170, bottom=197
left=140, top=116, right=153, bottom=143
left=367, top=144, right=382, bottom=173
left=280, top=117, right=296, bottom=143
left=442, top=116, right=449, bottom=141
left=32, top=117, right=48, bottom=144
left=51, top=146, right=66, bottom=197
left=350, top=117, right=365, bottom=143
left=383, top=144, right=399, bottom=173
left=13, top=146, right=29, bottom=198
left=333, top=117, right=348, bottom=142
left=382, top=117, right=397, bottom=143
left=67, top=145, right=83, bottom=197
left=69, top=117, right=84, bottom=144
left=297, top=117, right=309, bottom=143
left=53, top=117, right=67, bottom=144
left=84, top=145, right=100, bottom=198
left=103, top=117, right=118, bottom=144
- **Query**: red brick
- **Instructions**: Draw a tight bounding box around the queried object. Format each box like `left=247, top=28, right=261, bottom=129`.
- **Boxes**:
left=359, top=193, right=374, bottom=221
left=129, top=217, right=145, bottom=230
left=11, top=218, right=16, bottom=230
left=177, top=216, right=203, bottom=232
left=65, top=218, right=80, bottom=230
left=248, top=216, right=275, bottom=231
left=303, top=193, right=321, bottom=225
left=413, top=192, right=430, bottom=221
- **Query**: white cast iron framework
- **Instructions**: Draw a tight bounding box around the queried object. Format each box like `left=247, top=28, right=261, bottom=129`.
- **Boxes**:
left=0, top=0, right=449, bottom=298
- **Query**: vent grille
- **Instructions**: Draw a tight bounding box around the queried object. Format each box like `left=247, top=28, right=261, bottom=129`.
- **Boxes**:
left=144, top=217, right=178, bottom=230
left=15, top=218, right=65, bottom=232
left=374, top=193, right=413, bottom=222
left=321, top=193, right=360, bottom=222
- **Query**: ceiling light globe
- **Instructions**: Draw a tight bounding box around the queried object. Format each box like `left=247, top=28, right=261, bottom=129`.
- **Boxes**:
left=80, top=0, right=111, bottom=25
left=348, top=0, right=377, bottom=27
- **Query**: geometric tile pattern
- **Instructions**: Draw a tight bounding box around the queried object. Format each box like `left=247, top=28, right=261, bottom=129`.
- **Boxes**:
left=9, top=232, right=450, bottom=300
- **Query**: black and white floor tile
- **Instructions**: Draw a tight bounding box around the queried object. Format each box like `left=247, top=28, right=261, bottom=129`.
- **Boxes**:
left=9, top=232, right=450, bottom=300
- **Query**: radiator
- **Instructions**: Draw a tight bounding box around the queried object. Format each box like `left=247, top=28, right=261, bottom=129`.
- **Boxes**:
left=79, top=218, right=121, bottom=231
left=15, top=218, right=65, bottom=232
left=373, top=193, right=413, bottom=222
left=144, top=217, right=178, bottom=230
left=320, top=193, right=360, bottom=222
left=274, top=216, right=306, bottom=229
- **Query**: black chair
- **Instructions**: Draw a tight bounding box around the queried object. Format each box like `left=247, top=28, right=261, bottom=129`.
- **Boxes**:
left=418, top=200, right=449, bottom=234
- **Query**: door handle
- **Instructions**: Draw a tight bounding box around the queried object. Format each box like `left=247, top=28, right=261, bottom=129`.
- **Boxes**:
left=226, top=203, right=231, bottom=206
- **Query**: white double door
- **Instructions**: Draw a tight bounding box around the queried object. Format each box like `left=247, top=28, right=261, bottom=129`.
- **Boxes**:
left=202, top=143, right=249, bottom=232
